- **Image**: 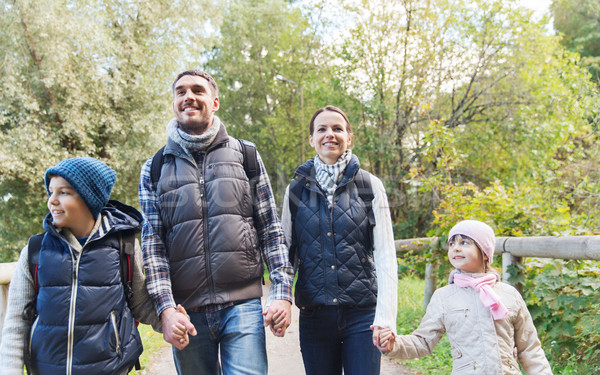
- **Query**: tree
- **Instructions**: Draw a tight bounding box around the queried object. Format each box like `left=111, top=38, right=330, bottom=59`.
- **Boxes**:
left=552, top=0, right=600, bottom=83
left=324, top=0, right=598, bottom=237
left=0, top=0, right=218, bottom=261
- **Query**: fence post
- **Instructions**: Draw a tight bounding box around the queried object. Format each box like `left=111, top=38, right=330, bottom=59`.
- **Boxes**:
left=502, top=251, right=523, bottom=293
left=423, top=237, right=440, bottom=310
left=423, top=262, right=435, bottom=310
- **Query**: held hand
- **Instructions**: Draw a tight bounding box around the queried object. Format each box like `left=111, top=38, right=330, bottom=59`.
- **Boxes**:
left=371, top=325, right=395, bottom=353
left=262, top=300, right=292, bottom=337
left=161, top=305, right=197, bottom=350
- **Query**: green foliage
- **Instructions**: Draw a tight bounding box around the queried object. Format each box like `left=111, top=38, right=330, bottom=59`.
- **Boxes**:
left=523, top=259, right=600, bottom=371
left=552, top=0, right=600, bottom=83
left=0, top=0, right=218, bottom=260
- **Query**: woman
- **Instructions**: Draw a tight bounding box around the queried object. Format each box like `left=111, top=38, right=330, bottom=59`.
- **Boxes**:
left=281, top=105, right=398, bottom=375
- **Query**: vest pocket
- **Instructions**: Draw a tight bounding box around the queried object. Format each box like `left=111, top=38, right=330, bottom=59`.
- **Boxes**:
left=110, top=311, right=121, bottom=356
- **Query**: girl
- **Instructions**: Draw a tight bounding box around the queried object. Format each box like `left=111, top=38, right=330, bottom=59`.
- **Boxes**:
left=379, top=220, right=552, bottom=374
left=281, top=105, right=398, bottom=375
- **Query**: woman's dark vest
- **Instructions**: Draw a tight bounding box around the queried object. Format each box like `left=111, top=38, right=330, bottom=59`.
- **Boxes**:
left=155, top=130, right=263, bottom=308
left=292, top=156, right=377, bottom=308
left=30, top=217, right=142, bottom=374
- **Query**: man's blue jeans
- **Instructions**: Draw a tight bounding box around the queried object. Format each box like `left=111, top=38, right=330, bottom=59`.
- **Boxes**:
left=172, top=299, right=267, bottom=375
left=299, top=305, right=381, bottom=375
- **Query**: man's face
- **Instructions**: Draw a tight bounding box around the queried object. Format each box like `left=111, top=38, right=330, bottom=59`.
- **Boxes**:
left=172, top=75, right=220, bottom=135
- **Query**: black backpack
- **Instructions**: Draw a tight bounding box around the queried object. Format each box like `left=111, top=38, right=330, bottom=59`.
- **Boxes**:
left=150, top=139, right=259, bottom=187
left=23, top=231, right=139, bottom=374
left=287, top=169, right=375, bottom=267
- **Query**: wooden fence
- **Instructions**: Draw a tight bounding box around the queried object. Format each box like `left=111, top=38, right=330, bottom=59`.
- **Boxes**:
left=395, top=235, right=600, bottom=308
left=1, top=235, right=599, bottom=344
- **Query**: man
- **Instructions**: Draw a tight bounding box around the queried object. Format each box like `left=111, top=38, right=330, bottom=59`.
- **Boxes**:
left=139, top=69, right=293, bottom=375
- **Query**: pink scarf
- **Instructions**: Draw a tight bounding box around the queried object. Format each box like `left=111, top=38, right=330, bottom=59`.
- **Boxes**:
left=453, top=273, right=508, bottom=320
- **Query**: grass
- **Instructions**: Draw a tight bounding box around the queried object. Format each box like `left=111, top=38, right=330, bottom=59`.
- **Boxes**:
left=394, top=276, right=453, bottom=374
left=133, top=323, right=169, bottom=373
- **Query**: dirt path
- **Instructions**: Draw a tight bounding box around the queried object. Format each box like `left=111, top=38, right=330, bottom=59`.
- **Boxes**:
left=142, top=288, right=416, bottom=375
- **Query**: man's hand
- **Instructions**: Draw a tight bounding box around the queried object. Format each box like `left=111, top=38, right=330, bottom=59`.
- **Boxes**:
left=160, top=305, right=197, bottom=350
left=262, top=299, right=292, bottom=337
left=371, top=325, right=395, bottom=353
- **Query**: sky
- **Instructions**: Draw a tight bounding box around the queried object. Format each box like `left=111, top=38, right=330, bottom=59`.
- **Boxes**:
left=518, top=0, right=552, bottom=18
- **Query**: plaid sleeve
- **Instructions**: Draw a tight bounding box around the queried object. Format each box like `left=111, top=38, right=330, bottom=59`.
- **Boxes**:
left=253, top=152, right=294, bottom=303
left=138, top=158, right=176, bottom=316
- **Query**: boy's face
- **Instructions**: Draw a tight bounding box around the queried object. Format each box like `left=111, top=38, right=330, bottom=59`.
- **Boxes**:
left=47, top=176, right=95, bottom=238
left=448, top=234, right=487, bottom=273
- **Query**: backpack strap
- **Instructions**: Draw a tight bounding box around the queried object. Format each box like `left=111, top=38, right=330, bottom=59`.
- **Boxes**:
left=26, top=233, right=44, bottom=294
left=118, top=231, right=136, bottom=305
left=238, top=139, right=259, bottom=181
left=118, top=230, right=141, bottom=371
left=287, top=175, right=306, bottom=267
left=150, top=146, right=166, bottom=187
left=23, top=233, right=44, bottom=375
left=354, top=169, right=375, bottom=247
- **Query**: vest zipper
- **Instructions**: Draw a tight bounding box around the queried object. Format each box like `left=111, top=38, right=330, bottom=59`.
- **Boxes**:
left=110, top=311, right=121, bottom=356
left=199, top=154, right=215, bottom=303
left=66, top=247, right=81, bottom=375
left=28, top=315, right=39, bottom=356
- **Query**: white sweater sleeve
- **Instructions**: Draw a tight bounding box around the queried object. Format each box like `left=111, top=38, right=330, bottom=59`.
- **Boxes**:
left=0, top=246, right=35, bottom=375
left=370, top=174, right=398, bottom=334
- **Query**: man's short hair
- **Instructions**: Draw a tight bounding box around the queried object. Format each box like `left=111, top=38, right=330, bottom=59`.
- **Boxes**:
left=172, top=69, right=219, bottom=97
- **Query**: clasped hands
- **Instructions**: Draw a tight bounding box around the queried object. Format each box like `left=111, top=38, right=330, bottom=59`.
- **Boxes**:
left=371, top=325, right=396, bottom=353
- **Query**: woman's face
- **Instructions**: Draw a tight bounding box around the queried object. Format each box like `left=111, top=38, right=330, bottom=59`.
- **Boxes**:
left=309, top=110, right=353, bottom=164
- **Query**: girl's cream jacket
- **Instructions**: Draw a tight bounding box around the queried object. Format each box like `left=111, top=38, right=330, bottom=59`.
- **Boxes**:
left=388, top=273, right=552, bottom=374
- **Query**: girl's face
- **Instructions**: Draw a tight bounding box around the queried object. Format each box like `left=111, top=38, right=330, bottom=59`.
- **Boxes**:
left=309, top=110, right=352, bottom=164
left=448, top=234, right=487, bottom=273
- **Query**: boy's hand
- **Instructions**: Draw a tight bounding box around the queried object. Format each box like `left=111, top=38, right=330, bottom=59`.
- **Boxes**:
left=161, top=305, right=197, bottom=350
left=263, top=299, right=291, bottom=337
left=371, top=325, right=395, bottom=353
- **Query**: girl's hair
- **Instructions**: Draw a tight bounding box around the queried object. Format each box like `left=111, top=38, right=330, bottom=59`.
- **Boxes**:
left=449, top=234, right=490, bottom=273
left=309, top=105, right=352, bottom=135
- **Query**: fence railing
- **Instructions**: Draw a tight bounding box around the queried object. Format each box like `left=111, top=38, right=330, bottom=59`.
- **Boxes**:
left=1, top=235, right=599, bottom=343
left=395, top=235, right=600, bottom=308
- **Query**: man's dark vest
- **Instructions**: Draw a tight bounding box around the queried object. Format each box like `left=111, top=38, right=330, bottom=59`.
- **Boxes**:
left=155, top=130, right=263, bottom=308
left=30, top=223, right=142, bottom=374
left=291, top=156, right=378, bottom=308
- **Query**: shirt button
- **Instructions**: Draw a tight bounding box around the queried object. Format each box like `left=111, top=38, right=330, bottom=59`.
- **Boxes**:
left=333, top=298, right=338, bottom=303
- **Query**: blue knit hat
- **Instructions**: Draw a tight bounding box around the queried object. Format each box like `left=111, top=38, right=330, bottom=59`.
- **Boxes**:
left=45, top=157, right=117, bottom=219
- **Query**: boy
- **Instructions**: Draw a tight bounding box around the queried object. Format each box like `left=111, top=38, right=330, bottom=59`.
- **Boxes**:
left=0, top=157, right=160, bottom=375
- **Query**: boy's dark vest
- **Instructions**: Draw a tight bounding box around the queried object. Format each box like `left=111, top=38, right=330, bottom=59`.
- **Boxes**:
left=26, top=228, right=142, bottom=375
left=289, top=156, right=378, bottom=308
left=153, top=135, right=263, bottom=308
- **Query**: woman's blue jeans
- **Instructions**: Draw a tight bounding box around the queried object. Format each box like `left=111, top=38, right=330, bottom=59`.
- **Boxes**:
left=299, top=305, right=381, bottom=375
left=172, top=299, right=267, bottom=375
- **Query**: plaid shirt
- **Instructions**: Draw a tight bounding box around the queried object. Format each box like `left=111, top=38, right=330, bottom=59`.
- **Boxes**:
left=139, top=140, right=293, bottom=316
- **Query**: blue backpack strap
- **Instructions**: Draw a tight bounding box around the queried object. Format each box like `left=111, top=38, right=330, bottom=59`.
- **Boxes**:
left=287, top=175, right=306, bottom=267
left=150, top=146, right=166, bottom=187
left=23, top=233, right=44, bottom=375
left=354, top=169, right=375, bottom=247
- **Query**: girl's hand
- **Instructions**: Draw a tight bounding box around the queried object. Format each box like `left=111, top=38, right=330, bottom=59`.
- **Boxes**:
left=371, top=325, right=395, bottom=353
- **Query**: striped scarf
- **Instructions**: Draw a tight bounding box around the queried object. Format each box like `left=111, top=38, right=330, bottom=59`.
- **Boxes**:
left=314, top=150, right=352, bottom=207
left=167, top=116, right=221, bottom=157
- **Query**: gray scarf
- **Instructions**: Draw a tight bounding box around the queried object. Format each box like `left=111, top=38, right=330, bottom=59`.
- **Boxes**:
left=314, top=150, right=352, bottom=207
left=167, top=116, right=221, bottom=157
